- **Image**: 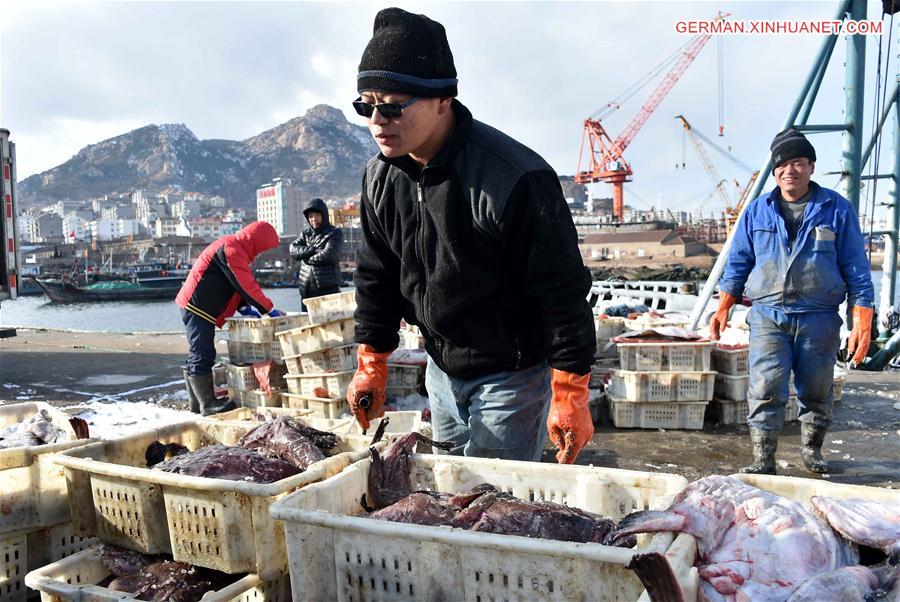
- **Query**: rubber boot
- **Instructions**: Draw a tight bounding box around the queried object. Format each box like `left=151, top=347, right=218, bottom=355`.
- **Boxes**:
left=182, top=368, right=200, bottom=414
left=188, top=372, right=235, bottom=416
left=800, top=422, right=829, bottom=474
left=740, top=428, right=777, bottom=475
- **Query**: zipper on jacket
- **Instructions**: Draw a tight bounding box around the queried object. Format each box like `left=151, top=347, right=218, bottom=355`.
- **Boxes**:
left=415, top=180, right=432, bottom=336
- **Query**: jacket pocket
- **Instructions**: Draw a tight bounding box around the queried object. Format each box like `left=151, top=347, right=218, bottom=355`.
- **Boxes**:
left=812, top=238, right=836, bottom=254
left=751, top=227, right=779, bottom=256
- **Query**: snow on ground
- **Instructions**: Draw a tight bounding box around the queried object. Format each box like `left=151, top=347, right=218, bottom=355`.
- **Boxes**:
left=65, top=399, right=195, bottom=439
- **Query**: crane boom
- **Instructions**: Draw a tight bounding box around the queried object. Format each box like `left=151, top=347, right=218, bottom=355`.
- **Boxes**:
left=575, top=13, right=727, bottom=222
left=676, top=115, right=732, bottom=211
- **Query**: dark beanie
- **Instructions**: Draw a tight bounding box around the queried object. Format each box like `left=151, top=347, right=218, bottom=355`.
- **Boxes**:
left=770, top=128, right=816, bottom=172
left=357, top=8, right=458, bottom=98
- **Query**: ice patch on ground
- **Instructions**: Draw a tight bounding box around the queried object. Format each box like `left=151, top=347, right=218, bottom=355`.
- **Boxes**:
left=66, top=400, right=195, bottom=439
left=78, top=374, right=151, bottom=386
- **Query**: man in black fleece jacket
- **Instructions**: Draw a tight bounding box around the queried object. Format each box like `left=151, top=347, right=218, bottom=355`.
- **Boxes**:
left=346, top=7, right=597, bottom=463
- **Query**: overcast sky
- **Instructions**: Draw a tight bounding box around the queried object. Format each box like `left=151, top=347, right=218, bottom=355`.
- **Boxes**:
left=2, top=1, right=896, bottom=217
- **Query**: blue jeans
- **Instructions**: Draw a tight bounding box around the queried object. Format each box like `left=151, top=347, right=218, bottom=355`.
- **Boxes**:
left=425, top=357, right=552, bottom=461
left=181, top=308, right=217, bottom=376
left=746, top=305, right=841, bottom=431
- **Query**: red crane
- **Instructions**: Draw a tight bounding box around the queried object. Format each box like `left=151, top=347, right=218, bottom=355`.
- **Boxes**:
left=575, top=14, right=727, bottom=222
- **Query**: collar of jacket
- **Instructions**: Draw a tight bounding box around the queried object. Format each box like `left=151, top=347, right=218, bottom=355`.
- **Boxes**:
left=764, top=181, right=831, bottom=213
left=378, top=99, right=474, bottom=181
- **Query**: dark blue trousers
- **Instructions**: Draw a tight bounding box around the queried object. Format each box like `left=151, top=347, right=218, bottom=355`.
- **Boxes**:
left=181, top=308, right=217, bottom=376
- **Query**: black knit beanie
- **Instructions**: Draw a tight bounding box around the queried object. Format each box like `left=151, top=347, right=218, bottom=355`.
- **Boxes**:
left=770, top=128, right=816, bottom=173
left=357, top=8, right=458, bottom=98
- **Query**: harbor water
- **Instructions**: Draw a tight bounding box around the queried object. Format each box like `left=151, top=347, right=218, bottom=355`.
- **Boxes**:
left=0, top=272, right=893, bottom=333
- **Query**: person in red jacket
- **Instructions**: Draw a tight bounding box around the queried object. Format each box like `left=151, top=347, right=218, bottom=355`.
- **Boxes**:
left=176, top=221, right=285, bottom=415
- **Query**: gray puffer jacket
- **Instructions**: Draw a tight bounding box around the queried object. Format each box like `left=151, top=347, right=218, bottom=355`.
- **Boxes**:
left=290, top=198, right=344, bottom=294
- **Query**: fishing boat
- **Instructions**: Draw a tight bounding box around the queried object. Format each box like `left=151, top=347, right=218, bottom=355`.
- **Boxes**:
left=33, top=263, right=188, bottom=303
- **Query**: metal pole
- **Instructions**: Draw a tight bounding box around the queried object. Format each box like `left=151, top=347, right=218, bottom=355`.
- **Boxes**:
left=798, top=34, right=839, bottom=126
left=878, top=85, right=899, bottom=340
left=838, top=0, right=866, bottom=212
left=687, top=0, right=849, bottom=330
left=861, top=84, right=899, bottom=170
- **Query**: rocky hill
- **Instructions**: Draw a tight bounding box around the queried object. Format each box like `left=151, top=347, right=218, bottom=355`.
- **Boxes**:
left=18, top=104, right=378, bottom=208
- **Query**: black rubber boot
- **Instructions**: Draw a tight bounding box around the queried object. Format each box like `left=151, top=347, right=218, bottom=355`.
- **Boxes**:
left=800, top=422, right=829, bottom=474
left=187, top=372, right=235, bottom=416
left=740, top=428, right=778, bottom=475
left=182, top=368, right=200, bottom=414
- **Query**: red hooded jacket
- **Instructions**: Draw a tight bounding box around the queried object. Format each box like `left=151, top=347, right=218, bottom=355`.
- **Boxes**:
left=176, top=221, right=280, bottom=327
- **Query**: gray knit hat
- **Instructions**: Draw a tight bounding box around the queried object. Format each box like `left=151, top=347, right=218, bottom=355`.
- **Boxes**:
left=770, top=128, right=816, bottom=173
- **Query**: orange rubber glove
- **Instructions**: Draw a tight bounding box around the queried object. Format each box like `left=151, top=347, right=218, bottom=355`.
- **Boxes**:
left=709, top=292, right=738, bottom=341
left=846, top=306, right=874, bottom=364
left=547, top=369, right=594, bottom=464
left=347, top=344, right=391, bottom=430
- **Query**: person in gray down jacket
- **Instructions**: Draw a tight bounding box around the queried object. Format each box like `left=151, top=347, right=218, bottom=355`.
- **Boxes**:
left=290, top=198, right=344, bottom=310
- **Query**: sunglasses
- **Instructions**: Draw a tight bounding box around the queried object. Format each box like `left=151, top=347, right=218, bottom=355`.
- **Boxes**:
left=352, top=96, right=421, bottom=119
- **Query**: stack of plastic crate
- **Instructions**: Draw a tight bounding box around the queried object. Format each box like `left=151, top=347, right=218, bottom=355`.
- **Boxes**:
left=278, top=292, right=358, bottom=418
left=224, top=313, right=305, bottom=409
left=1, top=403, right=97, bottom=602
left=607, top=338, right=715, bottom=429
left=711, top=345, right=801, bottom=424
left=594, top=314, right=625, bottom=361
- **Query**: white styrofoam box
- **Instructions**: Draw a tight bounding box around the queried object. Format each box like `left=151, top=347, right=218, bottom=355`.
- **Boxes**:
left=53, top=420, right=382, bottom=579
left=609, top=397, right=708, bottom=430
left=298, top=344, right=358, bottom=374
left=623, top=313, right=689, bottom=331
left=270, top=455, right=689, bottom=602
left=24, top=546, right=292, bottom=602
left=277, top=318, right=355, bottom=356
left=226, top=313, right=307, bottom=344
left=711, top=346, right=749, bottom=375
left=304, top=291, right=357, bottom=324
left=713, top=373, right=750, bottom=402
left=1, top=402, right=95, bottom=534
left=609, top=370, right=716, bottom=402
left=285, top=370, right=354, bottom=398
left=616, top=341, right=713, bottom=372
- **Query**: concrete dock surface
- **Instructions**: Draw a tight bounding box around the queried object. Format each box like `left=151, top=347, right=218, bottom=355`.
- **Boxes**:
left=2, top=329, right=897, bottom=488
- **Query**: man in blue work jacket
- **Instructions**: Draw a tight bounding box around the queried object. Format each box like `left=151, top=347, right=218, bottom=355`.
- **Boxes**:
left=710, top=128, right=874, bottom=475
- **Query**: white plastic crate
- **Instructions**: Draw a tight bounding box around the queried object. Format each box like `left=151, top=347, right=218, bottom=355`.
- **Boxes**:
left=1, top=522, right=96, bottom=602
left=277, top=318, right=354, bottom=356
left=709, top=398, right=749, bottom=425
left=304, top=291, right=357, bottom=324
left=270, top=455, right=689, bottom=602
left=229, top=387, right=285, bottom=409
left=386, top=385, right=419, bottom=399
left=297, top=344, right=358, bottom=374
left=227, top=340, right=283, bottom=364
left=226, top=313, right=307, bottom=344
left=387, top=363, right=422, bottom=387
left=833, top=377, right=844, bottom=402
left=608, top=370, right=715, bottom=402
left=24, top=546, right=291, bottom=602
left=225, top=362, right=258, bottom=391
left=53, top=420, right=382, bottom=579
left=204, top=409, right=424, bottom=441
left=0, top=402, right=95, bottom=534
left=285, top=370, right=354, bottom=398
left=713, top=373, right=749, bottom=402
left=616, top=341, right=713, bottom=372
left=595, top=316, right=626, bottom=340
left=609, top=397, right=708, bottom=430
left=202, top=407, right=317, bottom=424
left=708, top=397, right=799, bottom=426
left=282, top=393, right=350, bottom=420
left=732, top=473, right=898, bottom=504
left=711, top=345, right=749, bottom=375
